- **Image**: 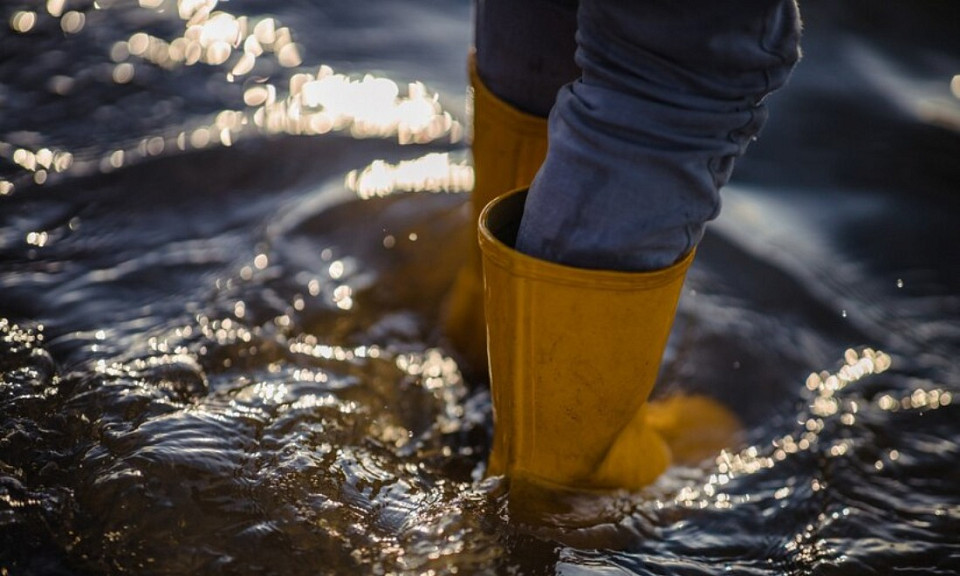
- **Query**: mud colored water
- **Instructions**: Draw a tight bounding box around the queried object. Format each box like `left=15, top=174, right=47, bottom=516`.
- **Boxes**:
left=2, top=1, right=960, bottom=574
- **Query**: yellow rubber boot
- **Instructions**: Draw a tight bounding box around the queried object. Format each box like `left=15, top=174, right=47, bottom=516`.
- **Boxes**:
left=646, top=394, right=742, bottom=466
left=479, top=189, right=695, bottom=491
left=444, top=56, right=548, bottom=373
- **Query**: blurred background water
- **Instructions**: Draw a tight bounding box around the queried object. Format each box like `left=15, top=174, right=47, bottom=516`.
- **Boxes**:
left=1, top=1, right=959, bottom=574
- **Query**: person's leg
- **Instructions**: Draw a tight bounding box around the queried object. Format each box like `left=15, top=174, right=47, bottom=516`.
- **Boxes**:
left=444, top=0, right=578, bottom=372
left=480, top=1, right=801, bottom=492
left=474, top=0, right=579, bottom=117
left=517, top=0, right=802, bottom=271
left=468, top=0, right=578, bottom=219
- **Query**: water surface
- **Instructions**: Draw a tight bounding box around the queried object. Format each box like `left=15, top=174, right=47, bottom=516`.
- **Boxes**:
left=2, top=1, right=959, bottom=574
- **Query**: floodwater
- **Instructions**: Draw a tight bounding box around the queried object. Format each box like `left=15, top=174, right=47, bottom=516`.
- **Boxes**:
left=2, top=1, right=959, bottom=574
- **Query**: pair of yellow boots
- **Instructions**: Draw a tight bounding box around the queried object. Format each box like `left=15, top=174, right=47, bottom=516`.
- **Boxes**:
left=447, top=61, right=739, bottom=493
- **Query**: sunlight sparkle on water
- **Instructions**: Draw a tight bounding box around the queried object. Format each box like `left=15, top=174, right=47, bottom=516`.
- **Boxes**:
left=10, top=11, right=36, bottom=33
left=346, top=153, right=474, bottom=199
left=678, top=348, right=894, bottom=511
left=288, top=336, right=382, bottom=363
left=112, top=62, right=135, bottom=84
left=60, top=10, right=85, bottom=34
left=26, top=232, right=49, bottom=247
left=47, top=0, right=66, bottom=17
left=328, top=261, right=344, bottom=279
left=332, top=285, right=353, bottom=310
left=1, top=0, right=463, bottom=195
left=118, top=4, right=460, bottom=143
left=6, top=147, right=73, bottom=183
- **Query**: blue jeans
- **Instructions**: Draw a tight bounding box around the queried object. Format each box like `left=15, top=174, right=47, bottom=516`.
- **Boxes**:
left=474, top=0, right=802, bottom=271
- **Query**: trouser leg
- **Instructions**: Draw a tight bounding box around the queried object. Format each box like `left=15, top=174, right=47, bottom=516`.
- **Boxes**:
left=474, top=0, right=579, bottom=118
left=516, top=0, right=802, bottom=271
left=444, top=0, right=580, bottom=372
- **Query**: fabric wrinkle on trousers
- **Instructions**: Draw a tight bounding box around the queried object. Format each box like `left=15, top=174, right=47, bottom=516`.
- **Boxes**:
left=474, top=0, right=802, bottom=271
left=474, top=0, right=579, bottom=118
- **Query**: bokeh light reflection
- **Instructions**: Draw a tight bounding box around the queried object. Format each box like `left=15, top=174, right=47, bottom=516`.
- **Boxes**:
left=1, top=0, right=464, bottom=195
left=115, top=2, right=462, bottom=144
left=47, top=0, right=66, bottom=17
left=10, top=10, right=37, bottom=33
left=59, top=10, right=85, bottom=34
left=346, top=153, right=474, bottom=199
left=675, top=348, right=895, bottom=512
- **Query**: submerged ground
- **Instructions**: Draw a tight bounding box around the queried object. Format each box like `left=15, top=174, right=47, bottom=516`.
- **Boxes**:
left=1, top=1, right=959, bottom=574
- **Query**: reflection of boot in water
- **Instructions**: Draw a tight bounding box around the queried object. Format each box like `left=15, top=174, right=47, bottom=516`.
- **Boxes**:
left=442, top=56, right=547, bottom=374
